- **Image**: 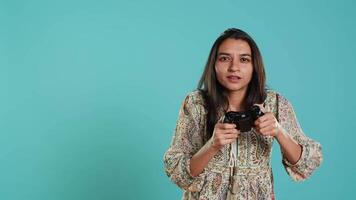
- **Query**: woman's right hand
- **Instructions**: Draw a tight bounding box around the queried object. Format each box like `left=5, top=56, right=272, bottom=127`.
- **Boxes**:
left=189, top=123, right=240, bottom=177
left=210, top=123, right=240, bottom=150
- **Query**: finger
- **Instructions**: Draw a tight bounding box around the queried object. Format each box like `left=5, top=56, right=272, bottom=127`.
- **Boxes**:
left=257, top=115, right=269, bottom=123
left=253, top=103, right=264, bottom=111
left=264, top=112, right=276, bottom=120
left=215, top=128, right=236, bottom=136
left=222, top=138, right=237, bottom=145
left=255, top=113, right=274, bottom=125
left=254, top=103, right=268, bottom=113
left=260, top=126, right=275, bottom=135
left=223, top=133, right=239, bottom=139
left=215, top=123, right=235, bottom=129
left=223, top=129, right=240, bottom=137
left=259, top=119, right=275, bottom=129
left=220, top=123, right=236, bottom=129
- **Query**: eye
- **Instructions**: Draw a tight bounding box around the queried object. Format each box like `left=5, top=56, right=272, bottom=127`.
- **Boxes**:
left=218, top=56, right=231, bottom=62
left=240, top=57, right=250, bottom=63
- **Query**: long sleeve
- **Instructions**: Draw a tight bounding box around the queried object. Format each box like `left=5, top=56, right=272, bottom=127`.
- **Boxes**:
left=163, top=91, right=207, bottom=192
left=277, top=94, right=323, bottom=182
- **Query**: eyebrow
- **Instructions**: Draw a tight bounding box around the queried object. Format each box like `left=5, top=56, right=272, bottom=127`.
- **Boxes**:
left=218, top=52, right=252, bottom=57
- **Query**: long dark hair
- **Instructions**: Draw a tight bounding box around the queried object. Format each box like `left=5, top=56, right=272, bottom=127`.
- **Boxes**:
left=198, top=28, right=267, bottom=139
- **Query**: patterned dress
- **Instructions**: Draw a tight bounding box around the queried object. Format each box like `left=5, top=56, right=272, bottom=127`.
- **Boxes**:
left=163, top=90, right=322, bottom=200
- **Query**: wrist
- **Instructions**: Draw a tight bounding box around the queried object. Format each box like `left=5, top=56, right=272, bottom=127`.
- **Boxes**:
left=207, top=138, right=221, bottom=152
left=274, top=126, right=284, bottom=140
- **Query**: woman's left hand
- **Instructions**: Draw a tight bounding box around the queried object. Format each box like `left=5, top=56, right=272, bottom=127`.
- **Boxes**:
left=253, top=105, right=282, bottom=137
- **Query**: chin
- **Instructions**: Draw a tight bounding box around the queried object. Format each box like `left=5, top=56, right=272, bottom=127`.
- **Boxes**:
left=223, top=84, right=248, bottom=92
left=228, top=88, right=245, bottom=92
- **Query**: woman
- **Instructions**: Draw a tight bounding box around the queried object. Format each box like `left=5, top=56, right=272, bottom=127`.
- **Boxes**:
left=163, top=28, right=322, bottom=200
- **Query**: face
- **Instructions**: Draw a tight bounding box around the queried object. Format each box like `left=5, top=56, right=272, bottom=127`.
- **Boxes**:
left=215, top=38, right=253, bottom=93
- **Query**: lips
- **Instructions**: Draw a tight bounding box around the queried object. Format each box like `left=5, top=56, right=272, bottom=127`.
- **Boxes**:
left=227, top=75, right=241, bottom=80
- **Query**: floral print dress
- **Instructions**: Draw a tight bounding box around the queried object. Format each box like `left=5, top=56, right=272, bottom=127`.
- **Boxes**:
left=163, top=90, right=322, bottom=200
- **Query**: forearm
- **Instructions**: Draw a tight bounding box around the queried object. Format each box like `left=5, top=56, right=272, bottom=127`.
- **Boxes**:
left=189, top=140, right=219, bottom=177
left=275, top=128, right=302, bottom=165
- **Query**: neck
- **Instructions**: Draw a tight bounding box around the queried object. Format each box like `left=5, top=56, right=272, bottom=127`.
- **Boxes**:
left=227, top=89, right=248, bottom=111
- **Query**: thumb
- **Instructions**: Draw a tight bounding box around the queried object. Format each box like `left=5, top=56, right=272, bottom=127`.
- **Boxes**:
left=253, top=103, right=267, bottom=113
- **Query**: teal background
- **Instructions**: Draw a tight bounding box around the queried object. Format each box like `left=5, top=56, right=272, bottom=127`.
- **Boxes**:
left=1, top=0, right=355, bottom=199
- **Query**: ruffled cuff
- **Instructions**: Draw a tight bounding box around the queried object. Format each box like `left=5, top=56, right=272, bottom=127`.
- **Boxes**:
left=282, top=139, right=322, bottom=182
left=183, top=157, right=207, bottom=192
left=164, top=153, right=207, bottom=192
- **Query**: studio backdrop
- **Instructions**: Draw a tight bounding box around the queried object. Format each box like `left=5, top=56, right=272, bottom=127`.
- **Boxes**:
left=0, top=0, right=355, bottom=199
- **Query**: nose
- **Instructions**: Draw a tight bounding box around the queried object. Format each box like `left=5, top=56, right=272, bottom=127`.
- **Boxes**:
left=228, top=58, right=240, bottom=72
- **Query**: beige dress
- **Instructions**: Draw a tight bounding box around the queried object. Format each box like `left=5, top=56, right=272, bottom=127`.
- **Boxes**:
left=163, top=90, right=322, bottom=200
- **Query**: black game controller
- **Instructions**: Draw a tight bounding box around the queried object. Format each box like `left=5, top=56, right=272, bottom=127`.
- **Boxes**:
left=223, top=105, right=265, bottom=132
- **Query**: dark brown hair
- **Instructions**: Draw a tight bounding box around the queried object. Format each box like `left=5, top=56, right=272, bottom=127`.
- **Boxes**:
left=198, top=28, right=267, bottom=139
